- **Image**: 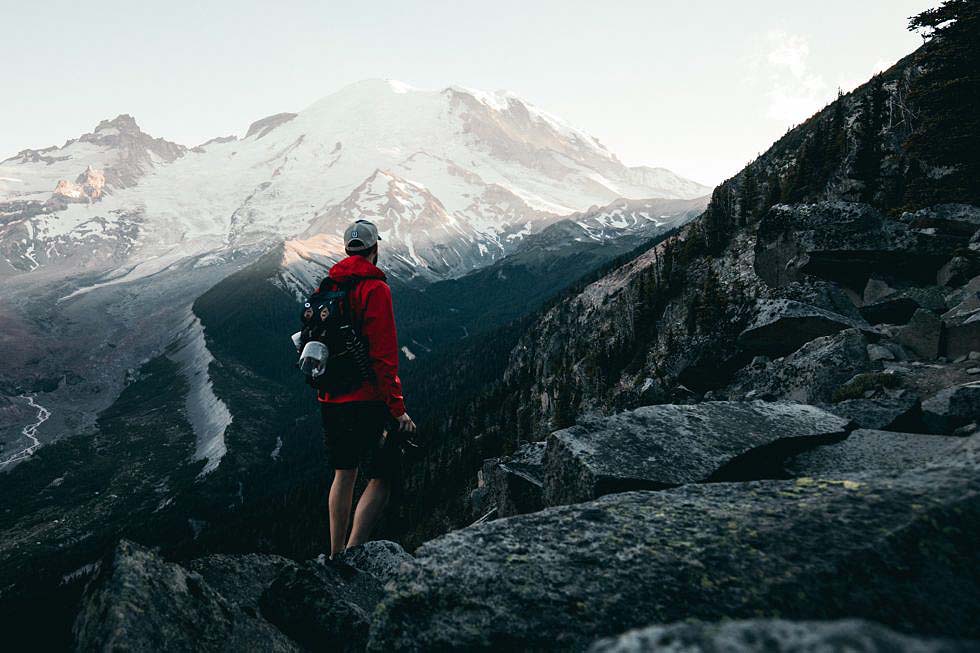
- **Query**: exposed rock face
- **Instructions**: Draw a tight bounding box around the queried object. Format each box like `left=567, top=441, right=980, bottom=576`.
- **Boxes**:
left=755, top=202, right=956, bottom=288
left=738, top=299, right=869, bottom=357
left=260, top=561, right=383, bottom=653
left=73, top=541, right=298, bottom=652
left=244, top=112, right=298, bottom=139
left=922, top=382, right=980, bottom=433
left=823, top=395, right=924, bottom=432
left=903, top=204, right=980, bottom=239
left=895, top=309, right=942, bottom=359
left=487, top=441, right=546, bottom=517
left=942, top=278, right=980, bottom=359
left=369, top=461, right=980, bottom=651
left=587, top=619, right=978, bottom=653
left=339, top=540, right=415, bottom=581
left=860, top=280, right=947, bottom=326
left=786, top=429, right=969, bottom=476
left=188, top=553, right=298, bottom=614
left=937, top=256, right=976, bottom=288
left=52, top=166, right=106, bottom=203
left=541, top=401, right=850, bottom=507
left=727, top=329, right=873, bottom=404
left=72, top=540, right=408, bottom=652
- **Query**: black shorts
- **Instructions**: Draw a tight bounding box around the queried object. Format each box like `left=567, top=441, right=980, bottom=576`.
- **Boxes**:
left=321, top=401, right=397, bottom=479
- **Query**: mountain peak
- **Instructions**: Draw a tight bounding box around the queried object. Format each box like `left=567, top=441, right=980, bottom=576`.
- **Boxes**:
left=95, top=114, right=140, bottom=133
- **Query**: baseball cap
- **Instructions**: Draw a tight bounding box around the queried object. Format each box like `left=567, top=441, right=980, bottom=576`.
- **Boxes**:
left=344, top=219, right=382, bottom=252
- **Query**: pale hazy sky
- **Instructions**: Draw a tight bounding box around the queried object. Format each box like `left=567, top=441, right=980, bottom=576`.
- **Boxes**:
left=2, top=0, right=936, bottom=185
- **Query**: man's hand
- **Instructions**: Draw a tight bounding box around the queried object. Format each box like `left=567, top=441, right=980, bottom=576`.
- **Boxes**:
left=395, top=412, right=417, bottom=433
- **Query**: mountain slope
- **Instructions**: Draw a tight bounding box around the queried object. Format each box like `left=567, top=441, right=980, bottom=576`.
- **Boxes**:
left=0, top=80, right=708, bottom=279
left=391, top=8, right=980, bottom=546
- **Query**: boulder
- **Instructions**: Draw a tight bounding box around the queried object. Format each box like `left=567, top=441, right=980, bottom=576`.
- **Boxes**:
left=489, top=441, right=546, bottom=517
left=339, top=540, right=414, bottom=582
left=260, top=560, right=383, bottom=653
left=542, top=401, right=849, bottom=507
left=73, top=540, right=298, bottom=652
left=587, top=619, right=977, bottom=653
left=728, top=329, right=873, bottom=404
left=369, top=461, right=980, bottom=651
left=785, top=429, right=969, bottom=476
left=738, top=299, right=868, bottom=358
left=860, top=285, right=947, bottom=325
left=938, top=256, right=977, bottom=288
left=864, top=274, right=901, bottom=304
left=944, top=318, right=980, bottom=361
left=755, top=202, right=955, bottom=288
left=772, top=280, right=866, bottom=321
left=867, top=343, right=896, bottom=361
left=922, top=382, right=980, bottom=434
left=188, top=553, right=298, bottom=615
left=942, top=284, right=980, bottom=359
left=824, top=395, right=924, bottom=431
left=903, top=203, right=980, bottom=239
left=895, top=309, right=942, bottom=359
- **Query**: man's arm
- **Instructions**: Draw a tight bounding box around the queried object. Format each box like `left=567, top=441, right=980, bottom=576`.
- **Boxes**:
left=360, top=281, right=407, bottom=419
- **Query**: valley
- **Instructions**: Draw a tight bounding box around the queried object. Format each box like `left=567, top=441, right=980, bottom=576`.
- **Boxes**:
left=1, top=2, right=978, bottom=650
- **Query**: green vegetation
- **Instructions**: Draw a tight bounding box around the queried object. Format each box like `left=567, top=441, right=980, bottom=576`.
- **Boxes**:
left=832, top=372, right=903, bottom=403
left=904, top=0, right=980, bottom=207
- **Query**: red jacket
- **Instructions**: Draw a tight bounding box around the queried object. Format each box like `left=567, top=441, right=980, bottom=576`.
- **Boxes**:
left=316, top=255, right=407, bottom=418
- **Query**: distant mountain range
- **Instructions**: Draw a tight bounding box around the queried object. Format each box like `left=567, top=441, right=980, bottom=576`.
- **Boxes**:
left=0, top=79, right=709, bottom=281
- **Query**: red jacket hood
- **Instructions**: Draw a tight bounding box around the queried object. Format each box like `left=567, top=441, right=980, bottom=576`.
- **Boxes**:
left=327, top=255, right=387, bottom=284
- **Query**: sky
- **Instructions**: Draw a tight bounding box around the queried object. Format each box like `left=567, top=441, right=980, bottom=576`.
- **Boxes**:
left=1, top=0, right=938, bottom=186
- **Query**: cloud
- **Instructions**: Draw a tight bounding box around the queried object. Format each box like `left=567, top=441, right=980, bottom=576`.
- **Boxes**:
left=766, top=30, right=810, bottom=78
left=763, top=30, right=830, bottom=124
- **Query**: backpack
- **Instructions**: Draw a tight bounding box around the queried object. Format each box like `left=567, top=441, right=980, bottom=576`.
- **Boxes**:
left=299, top=278, right=374, bottom=395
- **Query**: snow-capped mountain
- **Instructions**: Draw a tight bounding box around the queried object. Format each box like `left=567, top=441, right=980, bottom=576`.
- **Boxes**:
left=0, top=79, right=710, bottom=280
left=572, top=197, right=710, bottom=240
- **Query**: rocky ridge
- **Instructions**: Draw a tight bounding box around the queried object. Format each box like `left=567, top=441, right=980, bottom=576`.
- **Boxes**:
left=31, top=4, right=980, bottom=651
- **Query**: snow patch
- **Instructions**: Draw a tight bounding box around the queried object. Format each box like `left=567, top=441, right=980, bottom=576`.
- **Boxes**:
left=166, top=314, right=232, bottom=477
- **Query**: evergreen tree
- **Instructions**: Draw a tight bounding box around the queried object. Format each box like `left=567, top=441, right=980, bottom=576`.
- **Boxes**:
left=738, top=166, right=759, bottom=226
left=831, top=89, right=845, bottom=145
left=854, top=75, right=886, bottom=203
left=765, top=173, right=782, bottom=210
left=905, top=0, right=980, bottom=207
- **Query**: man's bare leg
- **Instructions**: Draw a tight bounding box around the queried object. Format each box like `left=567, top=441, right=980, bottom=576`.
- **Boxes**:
left=347, top=478, right=390, bottom=548
left=329, top=469, right=358, bottom=558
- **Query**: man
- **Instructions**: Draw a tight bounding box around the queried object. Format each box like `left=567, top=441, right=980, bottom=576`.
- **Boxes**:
left=318, top=219, right=416, bottom=559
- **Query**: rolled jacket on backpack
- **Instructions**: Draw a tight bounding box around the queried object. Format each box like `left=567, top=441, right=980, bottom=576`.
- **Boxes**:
left=316, top=255, right=407, bottom=418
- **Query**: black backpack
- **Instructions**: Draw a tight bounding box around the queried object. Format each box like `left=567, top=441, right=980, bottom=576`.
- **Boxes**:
left=300, top=279, right=374, bottom=395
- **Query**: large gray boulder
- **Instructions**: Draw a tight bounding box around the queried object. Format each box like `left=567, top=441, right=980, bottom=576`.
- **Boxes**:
left=895, top=309, right=942, bottom=359
left=73, top=541, right=298, bottom=652
left=755, top=202, right=955, bottom=288
left=942, top=279, right=980, bottom=359
left=937, top=256, right=977, bottom=288
left=489, top=441, right=547, bottom=517
left=773, top=279, right=867, bottom=321
left=188, top=553, right=298, bottom=615
left=339, top=540, right=414, bottom=582
left=738, top=299, right=868, bottom=358
left=260, top=560, right=383, bottom=653
left=786, top=429, right=969, bottom=476
left=902, top=203, right=980, bottom=239
left=823, top=395, right=923, bottom=431
left=922, top=382, right=980, bottom=434
left=859, top=278, right=946, bottom=325
left=587, top=619, right=977, bottom=653
left=368, top=461, right=980, bottom=651
left=728, top=329, right=873, bottom=404
left=542, top=401, right=849, bottom=507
